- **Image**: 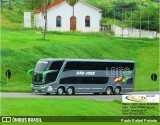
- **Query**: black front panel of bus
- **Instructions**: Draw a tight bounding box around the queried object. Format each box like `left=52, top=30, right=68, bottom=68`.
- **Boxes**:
left=33, top=74, right=43, bottom=83
left=45, top=72, right=59, bottom=83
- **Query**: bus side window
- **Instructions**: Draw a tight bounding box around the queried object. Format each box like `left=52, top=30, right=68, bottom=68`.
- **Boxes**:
left=64, top=62, right=75, bottom=71
left=82, top=62, right=89, bottom=70
left=64, top=62, right=83, bottom=71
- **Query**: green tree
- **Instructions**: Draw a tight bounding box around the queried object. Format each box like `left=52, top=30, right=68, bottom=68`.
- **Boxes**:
left=66, top=0, right=78, bottom=32
left=127, top=1, right=159, bottom=31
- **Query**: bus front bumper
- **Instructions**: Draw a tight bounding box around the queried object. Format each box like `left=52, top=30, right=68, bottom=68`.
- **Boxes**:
left=31, top=85, right=56, bottom=93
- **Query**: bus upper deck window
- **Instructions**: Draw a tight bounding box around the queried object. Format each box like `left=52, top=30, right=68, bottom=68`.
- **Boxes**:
left=49, top=61, right=64, bottom=71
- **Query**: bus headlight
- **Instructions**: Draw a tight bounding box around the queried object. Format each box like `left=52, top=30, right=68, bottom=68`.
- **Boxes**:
left=41, top=85, right=47, bottom=89
left=47, top=86, right=53, bottom=92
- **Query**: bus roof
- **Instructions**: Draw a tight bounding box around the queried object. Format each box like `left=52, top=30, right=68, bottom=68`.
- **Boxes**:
left=40, top=58, right=135, bottom=63
left=40, top=58, right=65, bottom=62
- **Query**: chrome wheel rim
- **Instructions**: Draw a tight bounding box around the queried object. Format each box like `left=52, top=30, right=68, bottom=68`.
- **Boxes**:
left=107, top=88, right=111, bottom=94
left=68, top=89, right=73, bottom=95
left=58, top=88, right=63, bottom=94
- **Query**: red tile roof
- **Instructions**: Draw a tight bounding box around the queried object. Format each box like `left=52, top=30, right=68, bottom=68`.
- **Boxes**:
left=34, top=0, right=66, bottom=13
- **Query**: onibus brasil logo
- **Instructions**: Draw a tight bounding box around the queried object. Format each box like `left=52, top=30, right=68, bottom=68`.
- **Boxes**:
left=125, top=96, right=147, bottom=102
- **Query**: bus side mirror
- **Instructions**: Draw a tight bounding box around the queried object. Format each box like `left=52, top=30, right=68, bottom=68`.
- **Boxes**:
left=27, top=69, right=34, bottom=76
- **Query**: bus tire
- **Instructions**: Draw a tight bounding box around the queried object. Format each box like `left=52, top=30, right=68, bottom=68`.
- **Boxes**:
left=66, top=87, right=74, bottom=95
left=105, top=87, right=112, bottom=95
left=46, top=93, right=51, bottom=95
left=57, top=87, right=64, bottom=95
left=114, top=87, right=121, bottom=95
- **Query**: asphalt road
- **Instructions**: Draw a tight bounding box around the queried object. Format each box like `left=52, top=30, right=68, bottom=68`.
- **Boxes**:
left=1, top=91, right=159, bottom=101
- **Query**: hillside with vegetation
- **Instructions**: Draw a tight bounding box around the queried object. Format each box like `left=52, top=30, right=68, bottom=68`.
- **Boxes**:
left=1, top=0, right=159, bottom=31
left=1, top=30, right=159, bottom=92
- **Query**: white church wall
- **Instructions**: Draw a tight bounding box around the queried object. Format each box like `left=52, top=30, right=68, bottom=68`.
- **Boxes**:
left=34, top=1, right=101, bottom=32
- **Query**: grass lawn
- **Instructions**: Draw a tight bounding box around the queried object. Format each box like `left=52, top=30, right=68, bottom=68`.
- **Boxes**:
left=0, top=29, right=159, bottom=92
left=1, top=98, right=159, bottom=116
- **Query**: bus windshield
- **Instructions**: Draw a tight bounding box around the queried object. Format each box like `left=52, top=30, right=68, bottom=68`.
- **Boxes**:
left=35, top=61, right=48, bottom=72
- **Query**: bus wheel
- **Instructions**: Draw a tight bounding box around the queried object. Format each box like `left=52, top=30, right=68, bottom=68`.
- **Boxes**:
left=105, top=87, right=112, bottom=95
left=114, top=87, right=121, bottom=95
left=46, top=93, right=51, bottom=95
left=66, top=87, right=74, bottom=95
left=57, top=87, right=64, bottom=95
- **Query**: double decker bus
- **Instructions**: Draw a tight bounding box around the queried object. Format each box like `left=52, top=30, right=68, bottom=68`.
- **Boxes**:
left=29, top=58, right=135, bottom=95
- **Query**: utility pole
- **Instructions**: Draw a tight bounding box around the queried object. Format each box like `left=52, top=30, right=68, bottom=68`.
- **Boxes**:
left=122, top=8, right=123, bottom=37
left=1, top=0, right=3, bottom=8
left=140, top=10, right=142, bottom=38
left=9, top=0, right=11, bottom=10
left=140, top=0, right=142, bottom=38
left=131, top=9, right=133, bottom=29
left=156, top=15, right=158, bottom=38
left=43, top=0, right=48, bottom=40
left=1, top=0, right=11, bottom=9
left=73, top=5, right=75, bottom=32
left=148, top=11, right=149, bottom=31
left=114, top=9, right=115, bottom=25
left=124, top=9, right=126, bottom=22
left=105, top=8, right=107, bottom=36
